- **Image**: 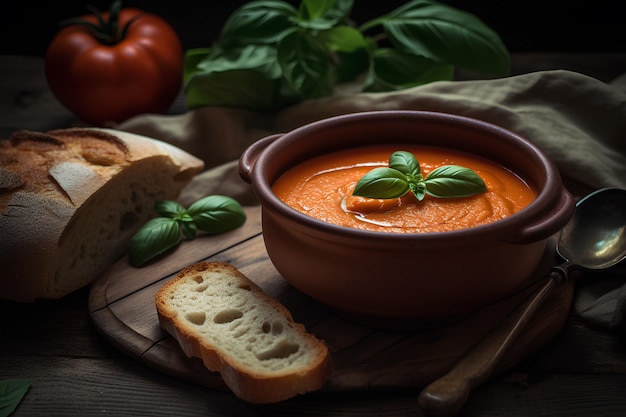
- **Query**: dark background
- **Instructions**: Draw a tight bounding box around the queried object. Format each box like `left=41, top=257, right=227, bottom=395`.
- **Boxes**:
left=1, top=0, right=623, bottom=56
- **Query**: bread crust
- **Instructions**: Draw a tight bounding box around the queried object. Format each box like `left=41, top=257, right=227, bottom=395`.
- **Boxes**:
left=155, top=261, right=332, bottom=403
left=0, top=127, right=204, bottom=301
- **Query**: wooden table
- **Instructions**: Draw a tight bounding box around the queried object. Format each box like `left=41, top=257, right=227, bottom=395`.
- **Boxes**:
left=2, top=54, right=626, bottom=417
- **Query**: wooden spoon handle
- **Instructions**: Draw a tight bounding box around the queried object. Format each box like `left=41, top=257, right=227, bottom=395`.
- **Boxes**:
left=418, top=276, right=559, bottom=417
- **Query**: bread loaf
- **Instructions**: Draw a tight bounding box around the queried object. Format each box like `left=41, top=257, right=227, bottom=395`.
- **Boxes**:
left=155, top=261, right=331, bottom=403
left=0, top=127, right=204, bottom=302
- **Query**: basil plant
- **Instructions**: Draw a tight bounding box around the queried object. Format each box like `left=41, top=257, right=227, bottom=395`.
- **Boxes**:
left=183, top=0, right=510, bottom=112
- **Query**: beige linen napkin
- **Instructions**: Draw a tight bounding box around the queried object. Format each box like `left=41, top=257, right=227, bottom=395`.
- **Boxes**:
left=117, top=69, right=626, bottom=330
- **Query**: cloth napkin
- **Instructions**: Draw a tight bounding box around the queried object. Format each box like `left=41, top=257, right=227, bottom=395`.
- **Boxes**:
left=116, top=69, right=626, bottom=331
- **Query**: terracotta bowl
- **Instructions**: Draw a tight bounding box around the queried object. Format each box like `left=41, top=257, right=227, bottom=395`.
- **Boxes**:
left=239, top=110, right=574, bottom=329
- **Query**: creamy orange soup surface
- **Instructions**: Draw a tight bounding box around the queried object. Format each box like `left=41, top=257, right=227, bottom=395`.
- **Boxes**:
left=272, top=145, right=537, bottom=233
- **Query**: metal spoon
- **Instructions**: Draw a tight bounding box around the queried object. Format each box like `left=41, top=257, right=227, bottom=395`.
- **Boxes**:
left=418, top=187, right=626, bottom=417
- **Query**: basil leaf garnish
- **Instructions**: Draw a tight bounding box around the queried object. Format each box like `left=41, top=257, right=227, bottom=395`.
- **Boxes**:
left=352, top=167, right=410, bottom=199
left=424, top=165, right=487, bottom=198
left=129, top=195, right=247, bottom=267
left=353, top=152, right=487, bottom=201
left=129, top=217, right=181, bottom=267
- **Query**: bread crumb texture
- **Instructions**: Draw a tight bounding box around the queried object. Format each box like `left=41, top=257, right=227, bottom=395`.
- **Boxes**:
left=161, top=262, right=321, bottom=370
left=156, top=262, right=331, bottom=402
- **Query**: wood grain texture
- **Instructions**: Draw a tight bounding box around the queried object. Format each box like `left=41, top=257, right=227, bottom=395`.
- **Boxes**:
left=88, top=205, right=575, bottom=395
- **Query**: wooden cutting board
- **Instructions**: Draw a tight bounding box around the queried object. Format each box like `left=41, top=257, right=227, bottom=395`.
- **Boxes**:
left=88, top=205, right=574, bottom=393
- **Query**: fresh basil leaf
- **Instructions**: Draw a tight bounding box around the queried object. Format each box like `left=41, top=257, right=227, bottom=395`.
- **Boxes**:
left=188, top=195, right=247, bottom=234
left=379, top=0, right=510, bottom=76
left=352, top=167, right=409, bottom=199
left=155, top=200, right=185, bottom=218
left=220, top=1, right=297, bottom=46
left=129, top=217, right=181, bottom=267
left=297, top=0, right=353, bottom=30
left=389, top=151, right=421, bottom=177
left=0, top=379, right=31, bottom=417
left=424, top=165, right=487, bottom=198
left=277, top=31, right=335, bottom=99
left=186, top=195, right=240, bottom=216
left=363, top=48, right=454, bottom=92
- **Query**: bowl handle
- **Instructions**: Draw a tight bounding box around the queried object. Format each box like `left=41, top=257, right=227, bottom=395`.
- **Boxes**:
left=508, top=189, right=575, bottom=243
left=238, top=134, right=283, bottom=184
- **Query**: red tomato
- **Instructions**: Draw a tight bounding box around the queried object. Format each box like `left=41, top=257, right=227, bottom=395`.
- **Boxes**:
left=45, top=1, right=183, bottom=126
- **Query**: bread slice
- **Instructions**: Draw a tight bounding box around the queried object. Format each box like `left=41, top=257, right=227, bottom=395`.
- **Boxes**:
left=155, top=261, right=331, bottom=403
left=0, top=127, right=204, bottom=301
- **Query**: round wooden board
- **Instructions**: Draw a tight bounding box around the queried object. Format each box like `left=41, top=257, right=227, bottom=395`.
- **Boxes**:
left=88, top=205, right=574, bottom=393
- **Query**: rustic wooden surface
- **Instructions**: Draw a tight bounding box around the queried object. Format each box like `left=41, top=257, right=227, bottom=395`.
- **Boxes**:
left=2, top=54, right=626, bottom=417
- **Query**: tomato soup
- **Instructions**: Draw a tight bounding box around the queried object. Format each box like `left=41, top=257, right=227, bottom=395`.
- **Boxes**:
left=272, top=145, right=537, bottom=233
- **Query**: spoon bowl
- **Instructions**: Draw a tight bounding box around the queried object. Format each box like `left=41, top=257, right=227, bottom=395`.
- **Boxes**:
left=557, top=188, right=626, bottom=270
left=419, top=187, right=626, bottom=417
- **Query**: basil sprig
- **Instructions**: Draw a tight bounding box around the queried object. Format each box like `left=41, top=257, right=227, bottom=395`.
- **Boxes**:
left=129, top=195, right=246, bottom=267
left=352, top=151, right=487, bottom=201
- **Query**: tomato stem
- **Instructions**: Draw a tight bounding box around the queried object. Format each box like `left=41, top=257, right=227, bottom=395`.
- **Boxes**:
left=59, top=0, right=137, bottom=45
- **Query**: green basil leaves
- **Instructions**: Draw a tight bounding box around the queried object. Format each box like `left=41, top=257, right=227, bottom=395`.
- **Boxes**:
left=352, top=151, right=487, bottom=201
left=184, top=0, right=509, bottom=112
left=128, top=195, right=246, bottom=267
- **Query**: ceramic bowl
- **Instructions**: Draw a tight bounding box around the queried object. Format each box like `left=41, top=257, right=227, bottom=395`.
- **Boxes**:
left=239, top=110, right=574, bottom=329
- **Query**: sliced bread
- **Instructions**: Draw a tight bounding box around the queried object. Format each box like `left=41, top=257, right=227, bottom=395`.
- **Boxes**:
left=155, top=261, right=331, bottom=403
